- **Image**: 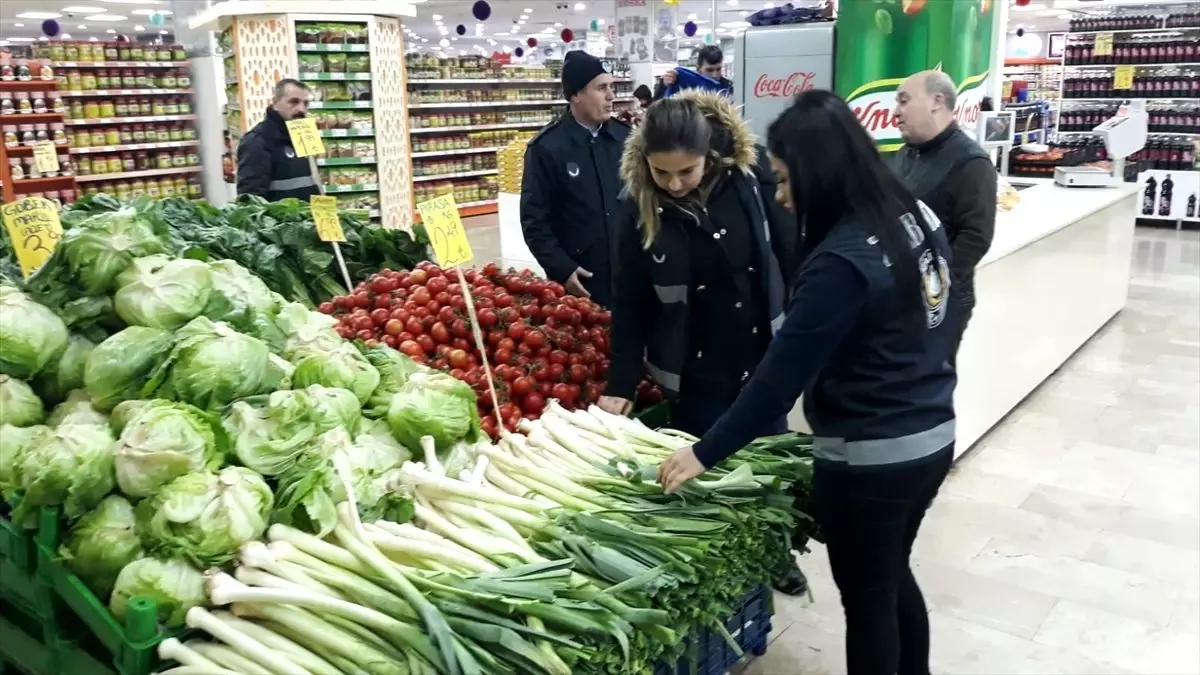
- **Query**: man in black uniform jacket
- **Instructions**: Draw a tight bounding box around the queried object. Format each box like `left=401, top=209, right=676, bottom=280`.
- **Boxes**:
left=237, top=78, right=322, bottom=202
left=520, top=51, right=630, bottom=307
left=893, top=70, right=997, bottom=364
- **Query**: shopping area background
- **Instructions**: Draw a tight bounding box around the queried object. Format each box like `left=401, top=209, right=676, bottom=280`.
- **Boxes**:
left=0, top=0, right=1198, bottom=673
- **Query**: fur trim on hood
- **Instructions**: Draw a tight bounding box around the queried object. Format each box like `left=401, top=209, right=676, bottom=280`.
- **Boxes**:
left=619, top=89, right=758, bottom=247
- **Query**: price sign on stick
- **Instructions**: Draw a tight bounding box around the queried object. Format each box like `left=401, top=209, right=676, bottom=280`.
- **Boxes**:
left=2, top=197, right=63, bottom=278
left=286, top=117, right=325, bottom=158
left=1094, top=32, right=1114, bottom=57
left=32, top=142, right=59, bottom=175
left=310, top=195, right=345, bottom=242
left=417, top=194, right=475, bottom=268
left=1113, top=65, right=1135, bottom=91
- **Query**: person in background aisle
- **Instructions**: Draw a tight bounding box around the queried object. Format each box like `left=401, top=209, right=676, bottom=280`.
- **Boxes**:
left=893, top=70, right=997, bottom=364
left=655, top=45, right=733, bottom=99
left=236, top=79, right=322, bottom=202
left=633, top=84, right=654, bottom=109
left=520, top=51, right=629, bottom=307
left=597, top=91, right=808, bottom=595
left=655, top=90, right=959, bottom=675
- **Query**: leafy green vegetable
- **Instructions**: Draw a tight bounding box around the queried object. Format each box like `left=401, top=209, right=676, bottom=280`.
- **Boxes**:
left=11, top=423, right=115, bottom=527
left=113, top=258, right=212, bottom=330
left=225, top=385, right=362, bottom=476
left=46, top=390, right=108, bottom=427
left=113, top=400, right=224, bottom=498
left=291, top=344, right=381, bottom=405
left=148, top=317, right=282, bottom=410
left=61, top=495, right=144, bottom=598
left=136, top=466, right=273, bottom=566
left=386, top=372, right=480, bottom=452
left=0, top=423, right=48, bottom=504
left=34, top=335, right=95, bottom=406
left=203, top=260, right=285, bottom=349
left=275, top=302, right=343, bottom=360
left=114, top=253, right=173, bottom=288
left=0, top=285, right=69, bottom=379
left=110, top=557, right=206, bottom=628
left=32, top=207, right=170, bottom=297
left=84, top=327, right=174, bottom=411
left=363, top=345, right=428, bottom=417
left=0, top=375, right=43, bottom=427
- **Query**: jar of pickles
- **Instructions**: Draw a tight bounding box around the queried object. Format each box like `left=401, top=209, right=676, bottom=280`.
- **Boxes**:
left=81, top=70, right=97, bottom=90
left=99, top=99, right=116, bottom=117
left=96, top=69, right=111, bottom=89
left=83, top=99, right=101, bottom=118
left=156, top=151, right=173, bottom=169
left=131, top=125, right=146, bottom=143
left=106, top=155, right=123, bottom=174
left=74, top=128, right=91, bottom=147
left=104, top=127, right=120, bottom=146
left=164, top=98, right=180, bottom=115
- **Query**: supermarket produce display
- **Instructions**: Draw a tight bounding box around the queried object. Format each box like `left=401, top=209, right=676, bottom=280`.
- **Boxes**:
left=0, top=196, right=809, bottom=675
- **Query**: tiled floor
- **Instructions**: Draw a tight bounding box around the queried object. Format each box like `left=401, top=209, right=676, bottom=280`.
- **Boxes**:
left=464, top=217, right=1200, bottom=674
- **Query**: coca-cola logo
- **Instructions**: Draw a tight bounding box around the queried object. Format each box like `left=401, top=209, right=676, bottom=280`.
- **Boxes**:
left=753, top=72, right=816, bottom=98
left=851, top=94, right=983, bottom=135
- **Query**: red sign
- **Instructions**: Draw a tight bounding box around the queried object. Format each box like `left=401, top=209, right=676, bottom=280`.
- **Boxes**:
left=753, top=72, right=816, bottom=98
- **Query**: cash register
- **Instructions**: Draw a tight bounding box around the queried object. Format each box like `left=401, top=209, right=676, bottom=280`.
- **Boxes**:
left=1054, top=101, right=1149, bottom=187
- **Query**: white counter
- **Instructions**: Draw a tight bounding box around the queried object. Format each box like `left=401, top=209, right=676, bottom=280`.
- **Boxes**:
left=787, top=179, right=1139, bottom=457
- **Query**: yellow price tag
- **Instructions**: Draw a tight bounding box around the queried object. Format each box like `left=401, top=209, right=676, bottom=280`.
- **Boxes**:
left=286, top=117, right=325, bottom=158
left=1113, top=65, right=1135, bottom=91
left=32, top=142, right=59, bottom=175
left=310, top=195, right=345, bottom=242
left=2, top=197, right=63, bottom=279
left=1093, top=32, right=1113, bottom=57
left=417, top=195, right=474, bottom=268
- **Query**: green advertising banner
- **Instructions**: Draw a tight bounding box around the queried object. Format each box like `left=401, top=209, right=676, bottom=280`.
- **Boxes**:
left=835, top=0, right=997, bottom=151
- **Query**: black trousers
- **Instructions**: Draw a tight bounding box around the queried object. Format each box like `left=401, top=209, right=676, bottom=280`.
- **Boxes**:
left=810, top=445, right=954, bottom=675
left=949, top=280, right=976, bottom=369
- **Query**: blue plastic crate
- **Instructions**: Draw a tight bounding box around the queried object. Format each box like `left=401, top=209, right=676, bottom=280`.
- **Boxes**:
left=656, top=585, right=773, bottom=675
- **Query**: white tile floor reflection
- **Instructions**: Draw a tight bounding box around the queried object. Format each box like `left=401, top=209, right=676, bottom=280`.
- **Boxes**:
left=463, top=217, right=1200, bottom=675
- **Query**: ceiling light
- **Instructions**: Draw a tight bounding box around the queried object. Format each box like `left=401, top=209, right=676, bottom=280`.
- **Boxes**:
left=726, top=0, right=738, bottom=5
left=431, top=14, right=442, bottom=20
left=439, top=38, right=449, bottom=47
left=89, top=36, right=99, bottom=41
left=7, top=37, right=36, bottom=42
left=554, top=22, right=562, bottom=27
left=38, top=37, right=49, bottom=41
left=687, top=12, right=698, bottom=20
left=100, top=0, right=165, bottom=4
left=13, top=23, right=23, bottom=27
left=451, top=36, right=458, bottom=40
left=421, top=37, right=429, bottom=42
left=517, top=20, right=526, bottom=25
left=574, top=2, right=585, bottom=10
left=158, top=29, right=168, bottom=35
left=60, top=32, right=72, bottom=39
left=106, top=28, right=116, bottom=33
left=740, top=10, right=749, bottom=16
left=85, top=14, right=129, bottom=21
left=62, top=5, right=106, bottom=12
left=16, top=12, right=63, bottom=19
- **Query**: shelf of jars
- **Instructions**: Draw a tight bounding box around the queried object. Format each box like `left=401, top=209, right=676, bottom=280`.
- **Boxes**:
left=0, top=70, right=77, bottom=206
left=221, top=14, right=411, bottom=226
left=405, top=54, right=633, bottom=221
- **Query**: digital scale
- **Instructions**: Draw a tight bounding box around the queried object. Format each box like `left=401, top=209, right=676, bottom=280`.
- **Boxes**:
left=1054, top=102, right=1149, bottom=188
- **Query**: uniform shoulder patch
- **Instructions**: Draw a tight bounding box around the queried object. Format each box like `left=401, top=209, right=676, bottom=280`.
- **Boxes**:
left=527, top=118, right=562, bottom=146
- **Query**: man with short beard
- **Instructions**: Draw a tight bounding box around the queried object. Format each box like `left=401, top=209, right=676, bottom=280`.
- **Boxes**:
left=237, top=78, right=322, bottom=202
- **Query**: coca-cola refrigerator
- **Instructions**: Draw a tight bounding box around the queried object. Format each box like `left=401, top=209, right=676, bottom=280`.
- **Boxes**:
left=735, top=23, right=835, bottom=141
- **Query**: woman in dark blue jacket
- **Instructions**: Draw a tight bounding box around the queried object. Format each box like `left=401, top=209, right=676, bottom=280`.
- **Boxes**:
left=658, top=90, right=958, bottom=675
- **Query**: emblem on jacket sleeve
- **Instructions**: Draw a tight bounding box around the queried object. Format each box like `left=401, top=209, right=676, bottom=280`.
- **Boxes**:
left=919, top=249, right=951, bottom=329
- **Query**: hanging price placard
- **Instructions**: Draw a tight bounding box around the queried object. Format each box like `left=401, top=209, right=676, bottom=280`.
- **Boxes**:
left=417, top=194, right=475, bottom=268
left=2, top=197, right=63, bottom=278
left=286, top=117, right=325, bottom=157
left=310, top=195, right=345, bottom=242
left=1093, top=32, right=1114, bottom=57
left=1113, top=65, right=1135, bottom=91
left=32, top=142, right=60, bottom=174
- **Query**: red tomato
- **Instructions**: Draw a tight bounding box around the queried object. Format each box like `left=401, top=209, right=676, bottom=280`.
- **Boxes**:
left=390, top=308, right=410, bottom=323
left=450, top=319, right=470, bottom=339
left=370, top=308, right=391, bottom=326
left=511, top=376, right=534, bottom=397
left=426, top=300, right=441, bottom=313
left=383, top=335, right=398, bottom=348
left=448, top=349, right=469, bottom=369
left=409, top=269, right=429, bottom=285
left=384, top=319, right=405, bottom=337
left=548, top=363, right=565, bottom=381
left=480, top=416, right=498, bottom=439
left=487, top=329, right=505, bottom=346
left=504, top=276, right=527, bottom=294
left=336, top=326, right=354, bottom=339
left=499, top=402, right=520, bottom=420
left=410, top=288, right=432, bottom=306
left=551, top=383, right=573, bottom=402
left=450, top=368, right=465, bottom=380
left=494, top=293, right=514, bottom=309
left=507, top=323, right=527, bottom=340
left=478, top=308, right=498, bottom=328
left=548, top=350, right=568, bottom=365
left=437, top=306, right=457, bottom=324
left=523, top=330, right=547, bottom=348
left=497, top=337, right=516, bottom=352
left=452, top=337, right=471, bottom=352
left=356, top=329, right=375, bottom=341
left=493, top=348, right=513, bottom=365
left=494, top=364, right=511, bottom=381
left=482, top=262, right=500, bottom=277
left=430, top=322, right=451, bottom=344
left=433, top=358, right=449, bottom=370
left=537, top=381, right=553, bottom=397
left=422, top=315, right=436, bottom=329
left=405, top=318, right=425, bottom=336
left=318, top=302, right=334, bottom=314
left=398, top=331, right=415, bottom=343
left=353, top=316, right=374, bottom=332
left=569, top=364, right=589, bottom=384
left=426, top=277, right=450, bottom=294
left=530, top=364, right=550, bottom=381
left=522, top=392, right=546, bottom=414
left=417, top=334, right=436, bottom=355
left=372, top=296, right=391, bottom=310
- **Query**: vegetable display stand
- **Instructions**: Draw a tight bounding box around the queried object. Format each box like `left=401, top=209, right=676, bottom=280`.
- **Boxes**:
left=0, top=505, right=47, bottom=622
left=655, top=585, right=774, bottom=675
left=0, top=72, right=79, bottom=205
left=0, top=605, right=117, bottom=675
left=31, top=508, right=176, bottom=675
left=199, top=0, right=420, bottom=231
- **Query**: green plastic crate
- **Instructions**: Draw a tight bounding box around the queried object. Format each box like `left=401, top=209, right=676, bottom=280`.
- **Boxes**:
left=32, top=508, right=177, bottom=675
left=0, top=511, right=47, bottom=623
left=0, top=580, right=117, bottom=675
left=634, top=400, right=671, bottom=429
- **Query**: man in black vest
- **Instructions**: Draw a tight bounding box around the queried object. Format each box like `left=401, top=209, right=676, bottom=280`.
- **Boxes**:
left=893, top=71, right=997, bottom=364
left=237, top=79, right=322, bottom=202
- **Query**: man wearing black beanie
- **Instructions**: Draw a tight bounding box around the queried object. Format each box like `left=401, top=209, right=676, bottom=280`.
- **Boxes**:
left=520, top=51, right=630, bottom=306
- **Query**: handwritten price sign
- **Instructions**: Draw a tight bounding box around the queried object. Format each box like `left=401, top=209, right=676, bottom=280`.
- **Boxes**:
left=1113, top=65, right=1135, bottom=91
left=32, top=142, right=59, bottom=174
left=417, top=194, right=474, bottom=268
left=310, top=195, right=345, bottom=242
left=286, top=117, right=325, bottom=158
left=2, top=197, right=63, bottom=278
left=1094, top=32, right=1114, bottom=57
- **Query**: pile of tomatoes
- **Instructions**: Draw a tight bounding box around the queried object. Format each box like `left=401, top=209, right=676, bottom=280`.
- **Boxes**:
left=319, top=261, right=663, bottom=437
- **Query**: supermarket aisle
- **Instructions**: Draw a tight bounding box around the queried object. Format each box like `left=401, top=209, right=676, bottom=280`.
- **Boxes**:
left=752, top=227, right=1200, bottom=675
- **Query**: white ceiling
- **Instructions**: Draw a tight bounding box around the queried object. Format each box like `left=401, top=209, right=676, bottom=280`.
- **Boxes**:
left=0, top=0, right=176, bottom=44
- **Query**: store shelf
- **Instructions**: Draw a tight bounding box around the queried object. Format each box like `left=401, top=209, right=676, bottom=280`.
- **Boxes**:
left=412, top=169, right=497, bottom=182
left=0, top=113, right=66, bottom=125
left=412, top=146, right=503, bottom=158
left=64, top=114, right=196, bottom=126
left=4, top=143, right=69, bottom=154
left=413, top=199, right=497, bottom=222
left=75, top=166, right=200, bottom=183
left=1062, top=97, right=1200, bottom=103
left=409, top=78, right=631, bottom=85
left=70, top=140, right=199, bottom=154
left=409, top=97, right=632, bottom=109
left=1064, top=62, right=1200, bottom=68
left=325, top=182, right=379, bottom=193
left=9, top=175, right=76, bottom=189
left=54, top=61, right=189, bottom=68
left=1069, top=26, right=1200, bottom=35
left=317, top=157, right=376, bottom=166
left=410, top=122, right=547, bottom=134
left=321, top=128, right=375, bottom=138
left=310, top=101, right=373, bottom=109
left=1059, top=129, right=1200, bottom=137
left=60, top=89, right=193, bottom=97
left=298, top=73, right=373, bottom=81
left=296, top=44, right=371, bottom=52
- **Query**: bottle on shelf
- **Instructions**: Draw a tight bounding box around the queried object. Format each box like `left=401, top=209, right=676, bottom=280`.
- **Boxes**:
left=1187, top=192, right=1197, bottom=218
left=1158, top=173, right=1174, bottom=215
left=1142, top=174, right=1158, bottom=215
